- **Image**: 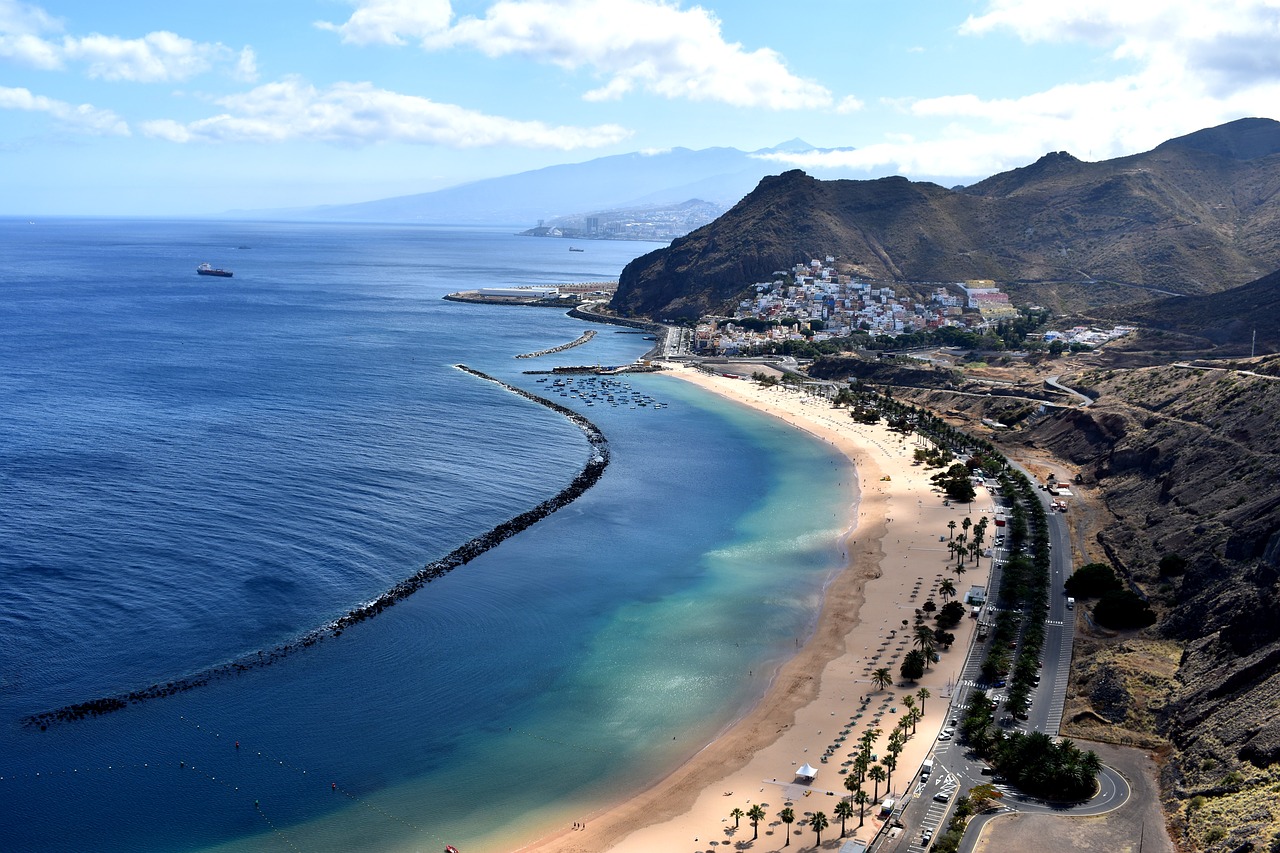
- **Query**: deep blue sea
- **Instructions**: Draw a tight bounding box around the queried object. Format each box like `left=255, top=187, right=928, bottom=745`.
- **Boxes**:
left=0, top=219, right=854, bottom=852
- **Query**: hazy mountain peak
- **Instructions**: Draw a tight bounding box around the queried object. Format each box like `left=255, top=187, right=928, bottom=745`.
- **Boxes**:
left=757, top=138, right=817, bottom=154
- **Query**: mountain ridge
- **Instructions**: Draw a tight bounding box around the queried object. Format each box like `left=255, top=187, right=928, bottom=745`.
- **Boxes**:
left=251, top=139, right=850, bottom=226
left=612, top=118, right=1280, bottom=320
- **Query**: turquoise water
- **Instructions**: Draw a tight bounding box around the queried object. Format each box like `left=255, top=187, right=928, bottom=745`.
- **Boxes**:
left=0, top=220, right=854, bottom=852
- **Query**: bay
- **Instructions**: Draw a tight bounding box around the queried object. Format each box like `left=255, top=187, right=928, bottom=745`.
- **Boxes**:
left=0, top=219, right=853, bottom=852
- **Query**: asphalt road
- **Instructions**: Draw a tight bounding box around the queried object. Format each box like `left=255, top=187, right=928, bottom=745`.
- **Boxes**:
left=869, top=476, right=1128, bottom=853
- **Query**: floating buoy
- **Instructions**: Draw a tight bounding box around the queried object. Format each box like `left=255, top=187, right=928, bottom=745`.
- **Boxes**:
left=332, top=782, right=337, bottom=791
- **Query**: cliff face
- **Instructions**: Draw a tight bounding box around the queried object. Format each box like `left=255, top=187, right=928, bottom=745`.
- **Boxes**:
left=612, top=118, right=1280, bottom=320
left=1008, top=359, right=1280, bottom=851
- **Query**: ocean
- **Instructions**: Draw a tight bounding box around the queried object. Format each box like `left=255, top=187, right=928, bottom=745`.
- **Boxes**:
left=0, top=219, right=855, bottom=852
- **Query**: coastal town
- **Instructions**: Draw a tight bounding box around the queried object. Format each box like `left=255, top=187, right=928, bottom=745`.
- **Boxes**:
left=447, top=258, right=1134, bottom=360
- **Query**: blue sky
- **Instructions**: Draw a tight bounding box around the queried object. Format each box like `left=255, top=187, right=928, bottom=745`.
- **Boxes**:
left=3, top=0, right=1279, bottom=215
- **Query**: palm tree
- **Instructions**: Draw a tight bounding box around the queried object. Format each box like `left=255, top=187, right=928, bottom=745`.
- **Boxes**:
left=962, top=516, right=972, bottom=537
left=868, top=764, right=886, bottom=802
left=947, top=519, right=956, bottom=540
left=902, top=695, right=917, bottom=731
left=834, top=800, right=853, bottom=837
left=883, top=751, right=898, bottom=791
left=938, top=579, right=956, bottom=602
left=844, top=770, right=860, bottom=798
left=916, top=687, right=931, bottom=718
left=747, top=804, right=766, bottom=841
left=913, top=624, right=935, bottom=653
left=730, top=807, right=743, bottom=828
left=872, top=667, right=892, bottom=691
left=779, top=806, right=795, bottom=846
left=854, top=788, right=869, bottom=827
left=809, top=811, right=829, bottom=847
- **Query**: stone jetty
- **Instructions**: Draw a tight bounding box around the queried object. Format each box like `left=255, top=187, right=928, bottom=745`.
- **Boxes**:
left=24, top=366, right=610, bottom=730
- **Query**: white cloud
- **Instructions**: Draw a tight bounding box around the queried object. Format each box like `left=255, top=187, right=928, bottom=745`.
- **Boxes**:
left=235, top=46, right=258, bottom=83
left=316, top=0, right=452, bottom=46
left=0, top=1, right=254, bottom=82
left=764, top=1, right=1280, bottom=180
left=140, top=76, right=632, bottom=148
left=835, top=95, right=864, bottom=115
left=961, top=0, right=1280, bottom=90
left=0, top=0, right=58, bottom=34
left=0, top=84, right=128, bottom=135
left=320, top=0, right=835, bottom=109
left=61, top=31, right=214, bottom=82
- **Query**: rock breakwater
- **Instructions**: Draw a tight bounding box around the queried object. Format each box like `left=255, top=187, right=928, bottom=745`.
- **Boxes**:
left=24, top=366, right=610, bottom=729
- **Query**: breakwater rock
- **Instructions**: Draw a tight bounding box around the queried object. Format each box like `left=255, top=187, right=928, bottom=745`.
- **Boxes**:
left=24, top=366, right=609, bottom=730
left=515, top=329, right=596, bottom=359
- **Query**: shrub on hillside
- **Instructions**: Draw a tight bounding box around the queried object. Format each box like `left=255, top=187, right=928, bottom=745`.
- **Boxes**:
left=1064, top=562, right=1123, bottom=598
left=1093, top=589, right=1157, bottom=629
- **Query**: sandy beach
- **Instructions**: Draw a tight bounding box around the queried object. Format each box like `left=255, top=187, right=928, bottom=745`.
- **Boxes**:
left=530, top=365, right=995, bottom=853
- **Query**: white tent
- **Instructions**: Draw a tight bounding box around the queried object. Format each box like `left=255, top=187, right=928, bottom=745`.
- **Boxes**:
left=796, top=763, right=819, bottom=781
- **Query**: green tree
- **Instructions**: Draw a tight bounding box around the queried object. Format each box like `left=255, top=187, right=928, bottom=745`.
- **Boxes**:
left=834, top=799, right=854, bottom=837
left=900, top=649, right=926, bottom=682
left=1064, top=562, right=1122, bottom=598
left=948, top=519, right=957, bottom=540
left=844, top=770, right=861, bottom=798
left=747, top=804, right=766, bottom=841
left=730, top=806, right=743, bottom=828
left=872, top=667, right=893, bottom=691
left=868, top=764, right=887, bottom=802
left=854, top=789, right=869, bottom=826
left=779, top=806, right=795, bottom=846
left=939, top=579, right=956, bottom=602
left=1093, top=589, right=1156, bottom=629
left=937, top=600, right=965, bottom=628
left=916, top=686, right=931, bottom=718
left=809, top=811, right=829, bottom=846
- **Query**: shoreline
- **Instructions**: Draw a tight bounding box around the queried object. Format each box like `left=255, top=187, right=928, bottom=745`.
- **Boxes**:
left=526, top=365, right=993, bottom=853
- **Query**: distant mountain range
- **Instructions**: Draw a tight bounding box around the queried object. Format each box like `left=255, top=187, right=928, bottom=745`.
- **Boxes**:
left=612, top=118, right=1280, bottom=320
left=270, top=139, right=855, bottom=226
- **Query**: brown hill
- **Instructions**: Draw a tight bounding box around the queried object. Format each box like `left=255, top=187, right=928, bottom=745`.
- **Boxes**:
left=1012, top=360, right=1280, bottom=851
left=1118, top=266, right=1280, bottom=352
left=612, top=118, right=1280, bottom=320
left=890, top=355, right=1280, bottom=851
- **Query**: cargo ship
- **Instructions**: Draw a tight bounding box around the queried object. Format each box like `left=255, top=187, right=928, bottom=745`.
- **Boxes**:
left=196, top=263, right=233, bottom=277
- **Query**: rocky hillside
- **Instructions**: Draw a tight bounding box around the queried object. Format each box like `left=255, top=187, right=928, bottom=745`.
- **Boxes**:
left=612, top=118, right=1280, bottom=320
left=999, top=359, right=1280, bottom=851
left=1115, top=266, right=1280, bottom=353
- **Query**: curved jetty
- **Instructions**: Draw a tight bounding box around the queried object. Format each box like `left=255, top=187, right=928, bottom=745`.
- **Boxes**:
left=24, top=366, right=610, bottom=729
left=515, top=329, right=596, bottom=359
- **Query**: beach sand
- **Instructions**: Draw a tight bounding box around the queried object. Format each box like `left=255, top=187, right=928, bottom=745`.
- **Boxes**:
left=529, top=365, right=995, bottom=853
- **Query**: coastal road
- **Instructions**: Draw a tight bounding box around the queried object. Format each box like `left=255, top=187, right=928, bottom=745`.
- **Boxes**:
left=871, top=470, right=1087, bottom=852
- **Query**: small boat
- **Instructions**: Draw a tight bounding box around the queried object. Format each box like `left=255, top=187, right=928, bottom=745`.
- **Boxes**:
left=568, top=246, right=584, bottom=252
left=445, top=846, right=461, bottom=853
left=197, top=263, right=233, bottom=278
